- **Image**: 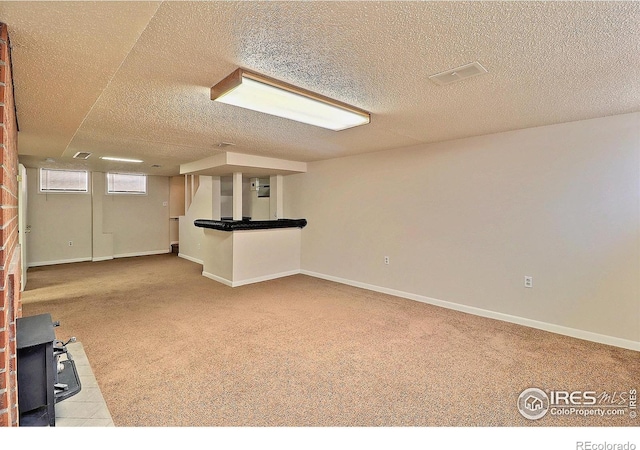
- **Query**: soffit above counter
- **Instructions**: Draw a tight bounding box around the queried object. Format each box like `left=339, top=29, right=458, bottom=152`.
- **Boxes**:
left=180, top=151, right=307, bottom=177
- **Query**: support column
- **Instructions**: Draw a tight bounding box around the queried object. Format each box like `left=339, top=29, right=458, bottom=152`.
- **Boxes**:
left=269, top=174, right=284, bottom=219
left=184, top=175, right=191, bottom=211
left=232, top=172, right=243, bottom=220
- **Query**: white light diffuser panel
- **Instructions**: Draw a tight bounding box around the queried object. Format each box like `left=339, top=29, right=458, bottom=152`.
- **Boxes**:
left=211, top=69, right=370, bottom=131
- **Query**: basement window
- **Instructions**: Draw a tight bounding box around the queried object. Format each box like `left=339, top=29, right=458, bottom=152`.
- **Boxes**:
left=39, top=168, right=89, bottom=193
left=106, top=172, right=147, bottom=194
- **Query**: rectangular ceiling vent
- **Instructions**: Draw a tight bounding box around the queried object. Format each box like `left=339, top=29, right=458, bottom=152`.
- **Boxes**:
left=73, top=151, right=92, bottom=160
left=429, top=62, right=488, bottom=86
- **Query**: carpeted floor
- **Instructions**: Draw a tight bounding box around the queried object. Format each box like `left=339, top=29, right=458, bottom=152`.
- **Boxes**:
left=21, top=254, right=638, bottom=427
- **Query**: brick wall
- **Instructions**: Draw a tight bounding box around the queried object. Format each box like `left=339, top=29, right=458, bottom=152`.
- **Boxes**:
left=0, top=22, right=22, bottom=428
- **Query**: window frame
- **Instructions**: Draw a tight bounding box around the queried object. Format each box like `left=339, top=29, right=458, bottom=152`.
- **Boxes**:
left=39, top=168, right=89, bottom=194
left=106, top=172, right=148, bottom=195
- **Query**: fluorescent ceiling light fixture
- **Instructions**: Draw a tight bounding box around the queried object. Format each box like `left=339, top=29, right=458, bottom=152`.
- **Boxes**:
left=100, top=156, right=143, bottom=163
left=211, top=68, right=370, bottom=131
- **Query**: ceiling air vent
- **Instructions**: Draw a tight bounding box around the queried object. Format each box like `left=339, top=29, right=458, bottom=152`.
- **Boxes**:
left=428, top=62, right=488, bottom=86
left=73, top=151, right=92, bottom=160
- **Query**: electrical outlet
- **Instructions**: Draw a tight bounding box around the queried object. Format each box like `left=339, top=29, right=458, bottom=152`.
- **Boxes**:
left=524, top=276, right=533, bottom=288
left=68, top=241, right=73, bottom=247
left=384, top=256, right=390, bottom=265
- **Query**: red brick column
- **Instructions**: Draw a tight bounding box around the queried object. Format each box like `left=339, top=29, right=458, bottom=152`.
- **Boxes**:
left=0, top=22, right=22, bottom=428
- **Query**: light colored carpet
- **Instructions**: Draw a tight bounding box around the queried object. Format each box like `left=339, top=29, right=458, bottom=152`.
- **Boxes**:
left=21, top=254, right=638, bottom=427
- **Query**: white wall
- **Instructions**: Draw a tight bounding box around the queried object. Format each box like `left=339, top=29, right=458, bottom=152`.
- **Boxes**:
left=285, top=113, right=640, bottom=348
left=26, top=169, right=170, bottom=265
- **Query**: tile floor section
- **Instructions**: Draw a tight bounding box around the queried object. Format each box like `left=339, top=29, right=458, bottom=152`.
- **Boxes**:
left=55, top=342, right=114, bottom=427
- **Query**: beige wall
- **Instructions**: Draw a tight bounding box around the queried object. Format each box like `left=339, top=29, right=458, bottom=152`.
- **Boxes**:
left=179, top=175, right=212, bottom=263
left=26, top=168, right=93, bottom=264
left=242, top=180, right=252, bottom=218
left=101, top=175, right=170, bottom=257
left=285, top=113, right=640, bottom=346
left=169, top=176, right=185, bottom=217
left=170, top=176, right=185, bottom=244
left=221, top=196, right=233, bottom=218
left=201, top=228, right=233, bottom=283
left=179, top=176, right=267, bottom=262
left=232, top=228, right=301, bottom=284
left=201, top=228, right=301, bottom=287
left=249, top=189, right=270, bottom=221
left=26, top=169, right=170, bottom=265
left=91, top=171, right=114, bottom=260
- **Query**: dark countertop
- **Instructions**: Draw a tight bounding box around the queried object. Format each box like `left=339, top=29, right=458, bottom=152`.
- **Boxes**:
left=194, top=218, right=307, bottom=232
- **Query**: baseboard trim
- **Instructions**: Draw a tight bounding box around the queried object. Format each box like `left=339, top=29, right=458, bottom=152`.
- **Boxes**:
left=232, top=270, right=301, bottom=287
left=31, top=250, right=174, bottom=267
left=178, top=253, right=203, bottom=265
left=113, top=249, right=170, bottom=259
left=300, top=270, right=640, bottom=352
left=29, top=257, right=92, bottom=268
left=202, top=269, right=301, bottom=288
left=91, top=256, right=114, bottom=262
left=202, top=271, right=233, bottom=287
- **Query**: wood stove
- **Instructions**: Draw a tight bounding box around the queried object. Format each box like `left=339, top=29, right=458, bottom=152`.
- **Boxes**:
left=16, top=313, right=81, bottom=426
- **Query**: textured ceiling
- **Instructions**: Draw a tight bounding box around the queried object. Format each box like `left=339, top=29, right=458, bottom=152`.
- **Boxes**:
left=2, top=1, right=639, bottom=176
